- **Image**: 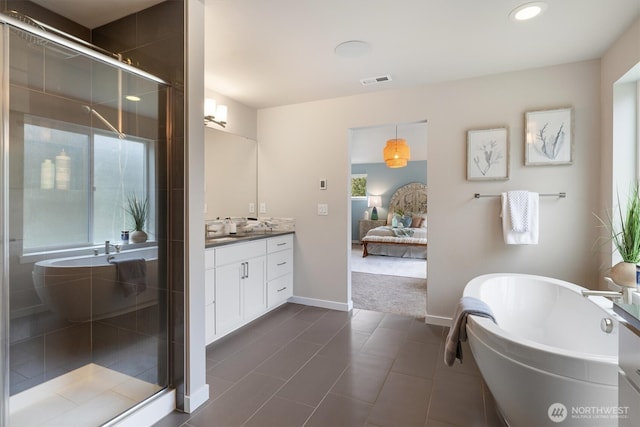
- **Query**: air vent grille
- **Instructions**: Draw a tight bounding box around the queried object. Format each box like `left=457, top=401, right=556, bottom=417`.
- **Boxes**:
left=360, top=74, right=392, bottom=86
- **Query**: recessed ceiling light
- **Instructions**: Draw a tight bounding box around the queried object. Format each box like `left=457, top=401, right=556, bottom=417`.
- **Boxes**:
left=126, top=95, right=141, bottom=102
left=334, top=40, right=371, bottom=58
left=509, top=2, right=548, bottom=21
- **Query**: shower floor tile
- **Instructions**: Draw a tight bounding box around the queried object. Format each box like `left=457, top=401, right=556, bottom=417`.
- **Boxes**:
left=9, top=363, right=162, bottom=427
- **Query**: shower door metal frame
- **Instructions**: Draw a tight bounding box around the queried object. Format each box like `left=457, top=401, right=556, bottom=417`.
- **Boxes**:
left=0, top=21, right=9, bottom=427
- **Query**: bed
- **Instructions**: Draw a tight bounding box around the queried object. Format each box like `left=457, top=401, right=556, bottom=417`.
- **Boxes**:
left=362, top=182, right=427, bottom=259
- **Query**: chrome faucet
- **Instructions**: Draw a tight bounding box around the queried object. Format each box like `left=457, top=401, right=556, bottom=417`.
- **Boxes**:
left=581, top=288, right=634, bottom=304
left=104, top=241, right=121, bottom=255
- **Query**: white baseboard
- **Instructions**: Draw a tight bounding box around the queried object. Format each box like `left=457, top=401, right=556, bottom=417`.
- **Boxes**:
left=184, top=383, right=210, bottom=413
left=425, top=313, right=452, bottom=327
left=289, top=296, right=351, bottom=312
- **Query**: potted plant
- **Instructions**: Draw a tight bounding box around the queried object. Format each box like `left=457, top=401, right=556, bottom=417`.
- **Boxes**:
left=599, top=184, right=640, bottom=287
left=126, top=193, right=149, bottom=243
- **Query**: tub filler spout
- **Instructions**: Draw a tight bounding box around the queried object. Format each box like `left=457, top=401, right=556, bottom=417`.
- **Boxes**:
left=581, top=288, right=634, bottom=304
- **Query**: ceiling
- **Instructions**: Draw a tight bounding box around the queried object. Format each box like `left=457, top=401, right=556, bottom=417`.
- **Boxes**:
left=204, top=0, right=640, bottom=110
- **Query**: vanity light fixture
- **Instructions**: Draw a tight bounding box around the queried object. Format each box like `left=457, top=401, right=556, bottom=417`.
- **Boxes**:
left=204, top=98, right=228, bottom=128
left=383, top=126, right=410, bottom=168
left=509, top=2, right=547, bottom=21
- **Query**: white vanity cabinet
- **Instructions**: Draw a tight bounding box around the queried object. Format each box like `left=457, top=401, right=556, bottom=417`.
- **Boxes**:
left=214, top=240, right=266, bottom=337
left=619, top=322, right=640, bottom=426
left=205, top=233, right=294, bottom=344
left=204, top=248, right=216, bottom=343
left=267, top=234, right=294, bottom=308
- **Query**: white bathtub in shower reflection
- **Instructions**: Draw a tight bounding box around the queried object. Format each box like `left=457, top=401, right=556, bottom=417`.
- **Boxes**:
left=463, top=273, right=620, bottom=427
left=33, top=247, right=159, bottom=322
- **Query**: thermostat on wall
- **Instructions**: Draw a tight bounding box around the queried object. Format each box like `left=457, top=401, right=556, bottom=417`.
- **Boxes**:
left=320, top=178, right=327, bottom=190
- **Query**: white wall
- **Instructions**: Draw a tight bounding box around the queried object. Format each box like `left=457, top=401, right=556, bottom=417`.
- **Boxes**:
left=258, top=59, right=603, bottom=323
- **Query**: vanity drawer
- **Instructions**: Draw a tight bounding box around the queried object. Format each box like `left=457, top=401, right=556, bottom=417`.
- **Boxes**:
left=267, top=274, right=293, bottom=308
left=267, top=249, right=293, bottom=281
left=215, top=240, right=266, bottom=266
left=267, top=234, right=293, bottom=253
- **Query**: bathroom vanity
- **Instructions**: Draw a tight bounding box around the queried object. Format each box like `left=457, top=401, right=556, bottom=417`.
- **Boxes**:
left=204, top=232, right=294, bottom=344
left=613, top=303, right=640, bottom=426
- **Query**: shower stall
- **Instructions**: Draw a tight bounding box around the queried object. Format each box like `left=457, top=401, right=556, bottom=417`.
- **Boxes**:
left=0, top=12, right=171, bottom=426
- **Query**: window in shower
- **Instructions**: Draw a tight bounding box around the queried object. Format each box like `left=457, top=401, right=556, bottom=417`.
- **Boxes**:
left=22, top=116, right=152, bottom=251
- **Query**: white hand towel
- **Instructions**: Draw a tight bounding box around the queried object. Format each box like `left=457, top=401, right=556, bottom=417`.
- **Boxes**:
left=507, top=191, right=529, bottom=232
left=501, top=192, right=539, bottom=244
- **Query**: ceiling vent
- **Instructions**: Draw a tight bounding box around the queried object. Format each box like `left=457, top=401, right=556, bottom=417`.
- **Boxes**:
left=360, top=74, right=392, bottom=86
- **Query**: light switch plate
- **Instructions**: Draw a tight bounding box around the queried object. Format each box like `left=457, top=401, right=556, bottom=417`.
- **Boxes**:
left=317, top=203, right=329, bottom=215
left=249, top=203, right=255, bottom=214
left=259, top=202, right=267, bottom=214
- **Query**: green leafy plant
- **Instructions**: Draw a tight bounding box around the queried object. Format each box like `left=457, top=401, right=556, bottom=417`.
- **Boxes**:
left=125, top=193, right=148, bottom=232
left=597, top=184, right=640, bottom=263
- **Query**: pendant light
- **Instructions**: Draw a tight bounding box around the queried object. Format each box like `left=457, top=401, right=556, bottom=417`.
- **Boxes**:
left=383, top=126, right=410, bottom=168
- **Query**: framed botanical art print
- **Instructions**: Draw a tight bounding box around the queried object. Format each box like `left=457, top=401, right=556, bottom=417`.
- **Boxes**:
left=525, top=107, right=573, bottom=165
left=467, top=127, right=509, bottom=181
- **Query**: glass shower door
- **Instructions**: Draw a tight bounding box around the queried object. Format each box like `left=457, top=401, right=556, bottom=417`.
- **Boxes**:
left=3, top=19, right=169, bottom=427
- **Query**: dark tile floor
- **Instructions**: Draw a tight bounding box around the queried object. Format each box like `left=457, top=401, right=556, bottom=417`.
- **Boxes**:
left=154, top=303, right=505, bottom=427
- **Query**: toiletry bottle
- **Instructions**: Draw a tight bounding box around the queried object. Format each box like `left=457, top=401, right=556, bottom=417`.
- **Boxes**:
left=40, top=159, right=55, bottom=189
left=55, top=149, right=71, bottom=190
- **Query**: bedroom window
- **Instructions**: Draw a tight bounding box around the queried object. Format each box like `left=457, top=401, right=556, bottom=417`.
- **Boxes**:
left=351, top=174, right=367, bottom=198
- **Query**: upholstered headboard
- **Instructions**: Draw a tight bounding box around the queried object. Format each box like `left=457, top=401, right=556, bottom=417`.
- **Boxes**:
left=388, top=182, right=427, bottom=215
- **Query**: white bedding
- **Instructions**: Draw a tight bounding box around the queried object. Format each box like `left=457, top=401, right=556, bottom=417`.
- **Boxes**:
left=363, top=226, right=427, bottom=241
left=362, top=226, right=427, bottom=259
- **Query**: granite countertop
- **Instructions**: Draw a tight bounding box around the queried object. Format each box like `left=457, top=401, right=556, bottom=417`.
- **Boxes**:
left=205, top=230, right=294, bottom=248
left=614, top=302, right=640, bottom=331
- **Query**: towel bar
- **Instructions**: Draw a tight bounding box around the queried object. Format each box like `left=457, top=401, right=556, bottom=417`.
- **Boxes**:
left=474, top=192, right=566, bottom=199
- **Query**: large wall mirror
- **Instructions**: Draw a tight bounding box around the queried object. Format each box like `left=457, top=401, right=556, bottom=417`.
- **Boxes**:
left=204, top=127, right=257, bottom=220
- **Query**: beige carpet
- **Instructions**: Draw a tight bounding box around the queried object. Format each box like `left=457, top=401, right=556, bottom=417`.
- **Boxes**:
left=351, top=272, right=427, bottom=318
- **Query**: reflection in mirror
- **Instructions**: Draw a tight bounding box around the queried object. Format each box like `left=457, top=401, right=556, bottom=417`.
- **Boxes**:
left=204, top=127, right=257, bottom=220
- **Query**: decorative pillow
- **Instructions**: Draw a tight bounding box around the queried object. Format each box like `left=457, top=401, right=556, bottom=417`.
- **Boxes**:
left=410, top=215, right=424, bottom=228
left=402, top=215, right=412, bottom=227
left=412, top=214, right=428, bottom=228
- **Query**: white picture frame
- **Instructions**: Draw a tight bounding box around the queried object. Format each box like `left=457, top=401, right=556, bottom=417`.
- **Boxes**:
left=525, top=107, right=573, bottom=165
left=467, top=127, right=509, bottom=181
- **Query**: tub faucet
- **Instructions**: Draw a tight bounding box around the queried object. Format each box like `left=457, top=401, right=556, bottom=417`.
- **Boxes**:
left=104, top=241, right=121, bottom=255
left=581, top=288, right=634, bottom=304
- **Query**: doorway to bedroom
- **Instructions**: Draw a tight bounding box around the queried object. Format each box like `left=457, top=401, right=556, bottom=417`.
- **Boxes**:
left=348, top=121, right=428, bottom=318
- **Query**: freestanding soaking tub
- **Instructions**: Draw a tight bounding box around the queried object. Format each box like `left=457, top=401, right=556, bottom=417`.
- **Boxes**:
left=33, top=246, right=158, bottom=322
left=463, top=273, right=621, bottom=426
